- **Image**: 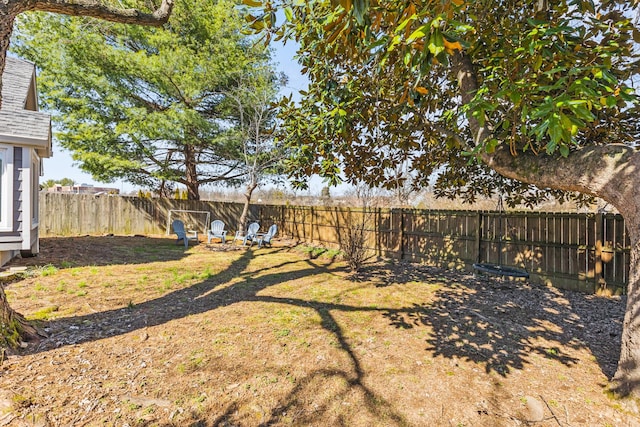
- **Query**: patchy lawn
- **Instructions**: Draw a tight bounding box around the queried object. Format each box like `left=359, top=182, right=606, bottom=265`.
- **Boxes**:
left=0, top=235, right=636, bottom=426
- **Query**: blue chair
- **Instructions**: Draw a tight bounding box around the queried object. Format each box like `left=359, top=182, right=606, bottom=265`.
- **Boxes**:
left=233, top=222, right=260, bottom=246
left=256, top=224, right=277, bottom=248
left=207, top=220, right=228, bottom=244
left=172, top=220, right=198, bottom=248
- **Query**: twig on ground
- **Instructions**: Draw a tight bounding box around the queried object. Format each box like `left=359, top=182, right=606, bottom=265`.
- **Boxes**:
left=540, top=394, right=566, bottom=427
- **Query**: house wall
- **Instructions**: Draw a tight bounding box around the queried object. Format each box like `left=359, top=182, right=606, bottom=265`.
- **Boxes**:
left=0, top=146, right=22, bottom=265
left=0, top=147, right=40, bottom=266
left=14, top=146, right=22, bottom=234
left=25, top=148, right=40, bottom=254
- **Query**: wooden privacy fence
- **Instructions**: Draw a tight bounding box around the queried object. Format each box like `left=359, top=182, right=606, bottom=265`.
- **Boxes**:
left=39, top=193, right=630, bottom=294
left=39, top=193, right=255, bottom=237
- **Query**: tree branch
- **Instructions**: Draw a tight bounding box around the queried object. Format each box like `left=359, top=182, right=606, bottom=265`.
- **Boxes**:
left=31, top=0, right=173, bottom=26
left=451, top=51, right=640, bottom=229
left=451, top=51, right=490, bottom=148
left=483, top=144, right=640, bottom=225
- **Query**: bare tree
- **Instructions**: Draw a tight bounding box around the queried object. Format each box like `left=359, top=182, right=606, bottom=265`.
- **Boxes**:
left=226, top=72, right=286, bottom=232
left=339, top=182, right=380, bottom=271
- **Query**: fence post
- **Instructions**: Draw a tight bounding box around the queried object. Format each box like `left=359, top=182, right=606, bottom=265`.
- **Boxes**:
left=476, top=211, right=482, bottom=264
left=310, top=206, right=315, bottom=244
left=594, top=213, right=604, bottom=291
left=399, top=208, right=406, bottom=261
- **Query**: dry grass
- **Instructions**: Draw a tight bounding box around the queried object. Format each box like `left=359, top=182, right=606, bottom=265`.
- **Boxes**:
left=0, top=235, right=636, bottom=426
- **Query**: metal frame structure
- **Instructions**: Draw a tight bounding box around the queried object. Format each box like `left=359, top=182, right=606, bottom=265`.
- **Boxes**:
left=166, top=209, right=210, bottom=236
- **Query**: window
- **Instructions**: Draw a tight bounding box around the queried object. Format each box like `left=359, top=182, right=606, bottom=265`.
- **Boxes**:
left=0, top=145, right=13, bottom=230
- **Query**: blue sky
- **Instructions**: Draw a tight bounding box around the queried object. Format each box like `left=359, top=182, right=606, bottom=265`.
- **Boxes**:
left=41, top=38, right=310, bottom=194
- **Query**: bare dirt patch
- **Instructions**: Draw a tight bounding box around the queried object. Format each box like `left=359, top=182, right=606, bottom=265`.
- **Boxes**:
left=0, top=235, right=637, bottom=426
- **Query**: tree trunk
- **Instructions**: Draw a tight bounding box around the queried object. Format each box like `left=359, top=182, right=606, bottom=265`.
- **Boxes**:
left=0, top=285, right=42, bottom=348
left=183, top=145, right=200, bottom=201
left=611, top=230, right=640, bottom=396
left=238, top=178, right=258, bottom=232
left=0, top=10, right=19, bottom=107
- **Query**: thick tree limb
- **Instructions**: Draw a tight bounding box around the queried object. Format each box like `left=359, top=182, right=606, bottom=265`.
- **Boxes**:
left=29, top=0, right=173, bottom=26
left=451, top=52, right=490, bottom=147
left=450, top=52, right=640, bottom=238
left=483, top=145, right=640, bottom=227
left=0, top=0, right=173, bottom=108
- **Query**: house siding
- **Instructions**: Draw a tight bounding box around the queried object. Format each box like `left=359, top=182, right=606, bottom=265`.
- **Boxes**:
left=0, top=147, right=23, bottom=256
left=26, top=148, right=39, bottom=253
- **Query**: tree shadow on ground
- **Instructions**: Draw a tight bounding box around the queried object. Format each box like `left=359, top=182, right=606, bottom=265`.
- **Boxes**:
left=9, top=236, right=194, bottom=270
left=208, top=263, right=624, bottom=425
left=362, top=263, right=624, bottom=379
left=26, top=246, right=334, bottom=351
left=211, top=296, right=411, bottom=426
left=12, top=243, right=626, bottom=424
left=22, top=244, right=412, bottom=424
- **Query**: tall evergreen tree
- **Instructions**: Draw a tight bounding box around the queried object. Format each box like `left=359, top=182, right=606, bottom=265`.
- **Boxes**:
left=13, top=0, right=279, bottom=199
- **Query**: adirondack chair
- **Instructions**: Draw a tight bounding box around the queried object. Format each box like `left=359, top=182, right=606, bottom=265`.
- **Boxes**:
left=233, top=222, right=260, bottom=246
left=256, top=224, right=277, bottom=248
left=207, top=220, right=228, bottom=244
left=172, top=219, right=198, bottom=248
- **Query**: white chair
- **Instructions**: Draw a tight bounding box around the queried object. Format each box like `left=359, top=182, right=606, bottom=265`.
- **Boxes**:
left=256, top=224, right=277, bottom=248
left=233, top=222, right=260, bottom=246
left=207, top=220, right=228, bottom=244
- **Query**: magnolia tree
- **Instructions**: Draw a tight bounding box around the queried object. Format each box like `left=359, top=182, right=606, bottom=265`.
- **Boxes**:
left=243, top=0, right=640, bottom=396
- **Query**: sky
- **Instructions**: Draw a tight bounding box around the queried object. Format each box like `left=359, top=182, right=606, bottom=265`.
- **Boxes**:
left=40, top=38, right=311, bottom=194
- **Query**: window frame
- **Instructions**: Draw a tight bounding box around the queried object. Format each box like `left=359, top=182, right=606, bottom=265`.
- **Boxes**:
left=31, top=154, right=40, bottom=226
left=0, top=144, right=14, bottom=231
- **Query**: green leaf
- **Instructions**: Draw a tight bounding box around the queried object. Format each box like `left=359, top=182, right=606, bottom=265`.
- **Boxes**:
left=407, top=25, right=429, bottom=43
left=485, top=138, right=499, bottom=153
left=284, top=7, right=293, bottom=21
left=352, top=0, right=368, bottom=25
left=427, top=29, right=445, bottom=57
left=559, top=144, right=569, bottom=157
left=396, top=14, right=417, bottom=34
left=533, top=55, right=542, bottom=71
left=387, top=34, right=402, bottom=52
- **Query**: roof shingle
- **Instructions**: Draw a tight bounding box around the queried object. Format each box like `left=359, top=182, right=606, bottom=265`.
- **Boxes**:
left=0, top=57, right=52, bottom=157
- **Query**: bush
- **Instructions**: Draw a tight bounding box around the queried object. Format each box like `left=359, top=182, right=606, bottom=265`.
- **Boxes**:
left=339, top=209, right=370, bottom=272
